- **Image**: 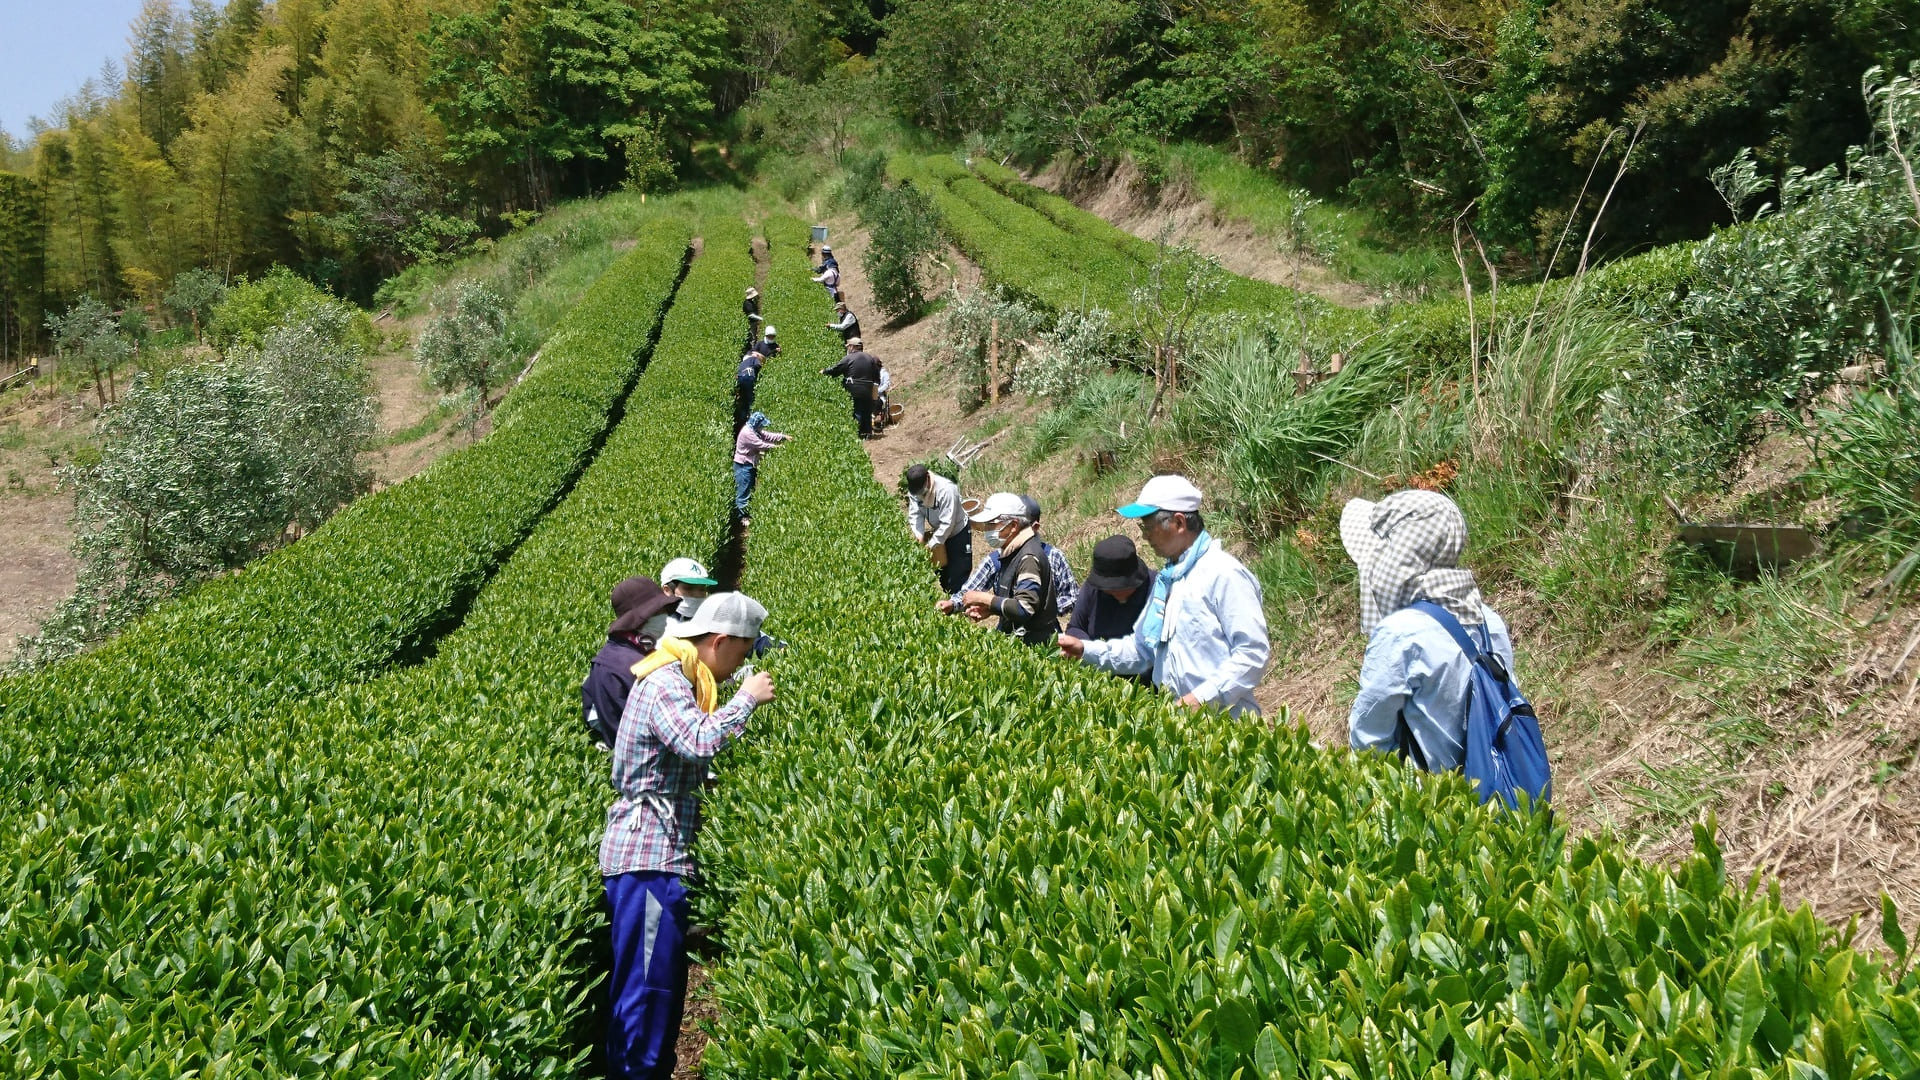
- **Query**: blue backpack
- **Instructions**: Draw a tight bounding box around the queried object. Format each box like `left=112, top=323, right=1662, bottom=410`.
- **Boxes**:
left=1407, top=600, right=1552, bottom=810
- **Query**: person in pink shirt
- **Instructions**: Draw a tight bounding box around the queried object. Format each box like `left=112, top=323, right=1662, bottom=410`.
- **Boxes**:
left=732, top=411, right=790, bottom=523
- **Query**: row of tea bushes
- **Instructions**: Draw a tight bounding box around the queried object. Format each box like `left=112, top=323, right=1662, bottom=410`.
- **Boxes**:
left=695, top=219, right=1920, bottom=1078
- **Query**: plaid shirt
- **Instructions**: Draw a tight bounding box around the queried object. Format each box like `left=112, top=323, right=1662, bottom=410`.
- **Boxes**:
left=598, top=663, right=756, bottom=878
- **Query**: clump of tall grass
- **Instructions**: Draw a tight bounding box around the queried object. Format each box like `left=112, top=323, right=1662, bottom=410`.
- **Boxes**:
left=1029, top=372, right=1144, bottom=460
left=1808, top=311, right=1920, bottom=553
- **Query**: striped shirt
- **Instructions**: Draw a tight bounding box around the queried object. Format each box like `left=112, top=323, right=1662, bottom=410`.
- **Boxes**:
left=598, top=663, right=756, bottom=878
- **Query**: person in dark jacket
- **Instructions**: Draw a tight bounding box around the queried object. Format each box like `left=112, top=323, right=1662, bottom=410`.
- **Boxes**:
left=1064, top=535, right=1152, bottom=641
left=820, top=338, right=882, bottom=438
left=754, top=326, right=780, bottom=360
left=581, top=576, right=680, bottom=749
left=961, top=492, right=1057, bottom=647
left=734, top=348, right=765, bottom=431
left=1062, top=535, right=1153, bottom=685
left=742, top=287, right=762, bottom=350
left=813, top=245, right=838, bottom=272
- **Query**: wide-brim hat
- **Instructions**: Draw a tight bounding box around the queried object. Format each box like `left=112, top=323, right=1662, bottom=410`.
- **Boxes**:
left=608, top=576, right=677, bottom=636
left=1084, top=535, right=1153, bottom=591
left=1339, top=498, right=1382, bottom=568
left=744, top=287, right=759, bottom=300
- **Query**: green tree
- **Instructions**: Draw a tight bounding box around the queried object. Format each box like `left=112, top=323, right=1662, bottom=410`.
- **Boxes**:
left=862, top=181, right=942, bottom=320
left=620, top=111, right=676, bottom=193
left=163, top=267, right=226, bottom=342
left=327, top=148, right=477, bottom=276
left=47, top=296, right=133, bottom=407
left=0, top=172, right=47, bottom=363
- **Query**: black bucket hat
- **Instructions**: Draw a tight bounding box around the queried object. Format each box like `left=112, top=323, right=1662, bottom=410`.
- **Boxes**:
left=608, top=576, right=678, bottom=636
left=1084, top=535, right=1153, bottom=592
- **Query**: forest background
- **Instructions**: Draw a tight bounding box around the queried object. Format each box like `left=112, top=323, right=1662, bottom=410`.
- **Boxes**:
left=3, top=0, right=1918, bottom=364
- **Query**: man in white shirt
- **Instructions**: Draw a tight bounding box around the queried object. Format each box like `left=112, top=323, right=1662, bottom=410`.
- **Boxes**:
left=905, top=464, right=970, bottom=594
left=1060, top=475, right=1270, bottom=715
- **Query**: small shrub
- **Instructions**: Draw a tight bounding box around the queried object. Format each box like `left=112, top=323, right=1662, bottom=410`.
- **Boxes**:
left=1015, top=306, right=1121, bottom=404
left=209, top=267, right=376, bottom=352
left=416, top=280, right=511, bottom=435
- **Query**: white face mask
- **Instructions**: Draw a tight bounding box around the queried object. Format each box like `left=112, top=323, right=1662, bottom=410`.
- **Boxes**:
left=676, top=596, right=702, bottom=619
left=640, top=613, right=670, bottom=641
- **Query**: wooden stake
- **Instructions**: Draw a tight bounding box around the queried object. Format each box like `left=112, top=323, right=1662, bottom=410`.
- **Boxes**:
left=988, top=318, right=1000, bottom=405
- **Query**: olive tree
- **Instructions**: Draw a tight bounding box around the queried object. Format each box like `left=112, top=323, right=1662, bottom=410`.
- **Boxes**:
left=416, top=279, right=511, bottom=436
left=46, top=296, right=133, bottom=406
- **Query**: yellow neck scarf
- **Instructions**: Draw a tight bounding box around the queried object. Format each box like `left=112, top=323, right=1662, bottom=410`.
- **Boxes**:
left=630, top=636, right=718, bottom=712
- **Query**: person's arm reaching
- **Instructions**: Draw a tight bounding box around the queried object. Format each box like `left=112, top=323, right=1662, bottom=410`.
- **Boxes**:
left=821, top=357, right=851, bottom=378
left=907, top=494, right=930, bottom=542
left=1076, top=614, right=1154, bottom=676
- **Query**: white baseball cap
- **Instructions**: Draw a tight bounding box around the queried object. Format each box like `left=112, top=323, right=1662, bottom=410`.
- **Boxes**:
left=659, top=557, right=717, bottom=588
left=672, top=591, right=768, bottom=639
left=1117, top=475, right=1203, bottom=518
left=969, top=491, right=1032, bottom=525
left=764, top=326, right=778, bottom=337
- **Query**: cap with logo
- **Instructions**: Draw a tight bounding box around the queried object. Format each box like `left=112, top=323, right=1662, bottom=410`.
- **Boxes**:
left=1116, top=475, right=1204, bottom=518
left=659, top=557, right=718, bottom=588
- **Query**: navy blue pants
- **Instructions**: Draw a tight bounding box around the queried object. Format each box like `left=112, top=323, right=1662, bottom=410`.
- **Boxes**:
left=604, top=872, right=690, bottom=1080
left=733, top=462, right=757, bottom=515
left=939, top=529, right=972, bottom=595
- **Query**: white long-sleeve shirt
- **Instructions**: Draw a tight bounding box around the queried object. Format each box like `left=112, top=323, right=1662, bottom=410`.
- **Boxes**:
left=1348, top=605, right=1513, bottom=771
left=1080, top=542, right=1269, bottom=715
left=907, top=473, right=964, bottom=546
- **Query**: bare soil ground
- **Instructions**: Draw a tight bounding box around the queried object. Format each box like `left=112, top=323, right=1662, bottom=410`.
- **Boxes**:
left=361, top=319, right=470, bottom=488
left=1032, top=159, right=1383, bottom=310
left=0, top=373, right=92, bottom=657
left=820, top=212, right=985, bottom=496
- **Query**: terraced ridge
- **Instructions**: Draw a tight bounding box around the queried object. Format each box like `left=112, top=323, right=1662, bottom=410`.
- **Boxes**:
left=0, top=218, right=694, bottom=808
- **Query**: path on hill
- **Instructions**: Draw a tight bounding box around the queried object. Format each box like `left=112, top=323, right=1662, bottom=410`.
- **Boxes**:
left=1032, top=158, right=1385, bottom=309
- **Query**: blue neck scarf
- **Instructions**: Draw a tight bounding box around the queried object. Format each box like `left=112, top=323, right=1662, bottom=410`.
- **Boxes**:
left=1136, top=531, right=1211, bottom=645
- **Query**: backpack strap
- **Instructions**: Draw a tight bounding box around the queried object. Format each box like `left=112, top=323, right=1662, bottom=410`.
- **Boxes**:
left=1407, top=600, right=1490, bottom=662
